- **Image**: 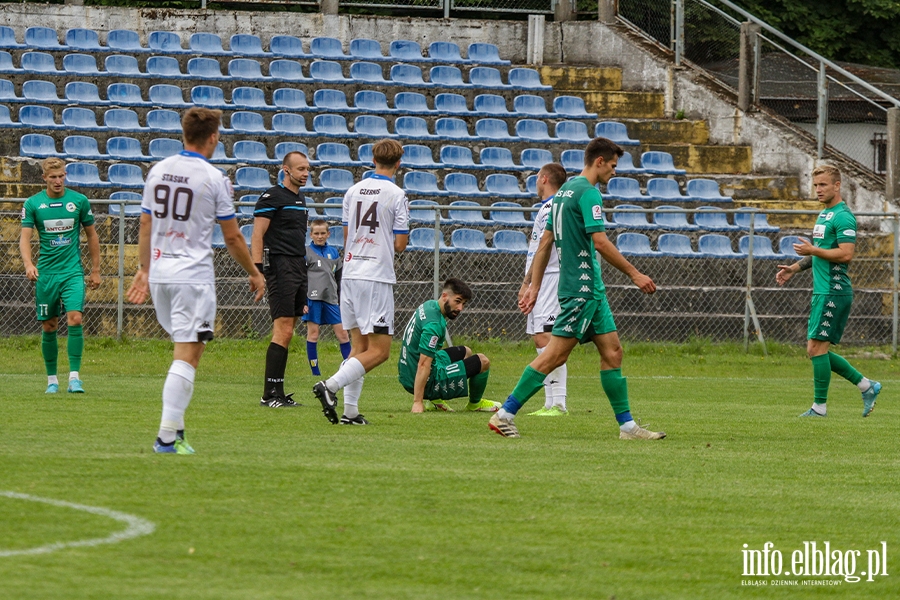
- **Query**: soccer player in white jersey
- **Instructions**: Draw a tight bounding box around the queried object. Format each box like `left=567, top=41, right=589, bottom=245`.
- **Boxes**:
left=312, top=139, right=409, bottom=425
left=127, top=108, right=265, bottom=454
left=521, top=163, right=568, bottom=416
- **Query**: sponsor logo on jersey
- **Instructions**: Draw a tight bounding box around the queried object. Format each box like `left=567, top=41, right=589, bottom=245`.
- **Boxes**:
left=152, top=248, right=162, bottom=260
left=49, top=235, right=71, bottom=247
left=45, top=218, right=74, bottom=233
left=591, top=205, right=603, bottom=221
left=827, top=301, right=836, bottom=308
left=66, top=202, right=76, bottom=213
left=842, top=229, right=856, bottom=237
left=38, top=203, right=48, bottom=209
left=49, top=203, right=63, bottom=208
left=825, top=212, right=833, bottom=220
left=345, top=252, right=352, bottom=262
left=813, top=224, right=826, bottom=239
left=579, top=285, right=591, bottom=292
left=428, top=335, right=439, bottom=349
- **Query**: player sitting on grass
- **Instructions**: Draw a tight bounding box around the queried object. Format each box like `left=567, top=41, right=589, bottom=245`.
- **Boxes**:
left=399, top=278, right=499, bottom=413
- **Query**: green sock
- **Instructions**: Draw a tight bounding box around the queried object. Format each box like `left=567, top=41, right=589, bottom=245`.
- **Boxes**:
left=468, top=370, right=489, bottom=404
left=510, top=365, right=548, bottom=404
left=811, top=354, right=831, bottom=404
left=67, top=324, right=83, bottom=373
left=600, top=368, right=630, bottom=416
left=41, top=330, right=58, bottom=376
left=828, top=351, right=863, bottom=385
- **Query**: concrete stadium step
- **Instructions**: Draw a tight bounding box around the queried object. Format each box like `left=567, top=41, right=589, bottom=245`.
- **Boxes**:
left=538, top=65, right=622, bottom=92
left=643, top=143, right=752, bottom=175
left=620, top=118, right=710, bottom=145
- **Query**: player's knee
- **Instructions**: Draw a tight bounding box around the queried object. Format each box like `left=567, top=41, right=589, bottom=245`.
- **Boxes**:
left=601, top=344, right=623, bottom=367
left=478, top=353, right=490, bottom=372
left=42, top=319, right=58, bottom=333
left=463, top=346, right=474, bottom=358
left=67, top=312, right=83, bottom=326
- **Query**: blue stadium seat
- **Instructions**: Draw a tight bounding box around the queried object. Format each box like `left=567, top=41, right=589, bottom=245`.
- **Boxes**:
left=269, top=59, right=310, bottom=82
left=310, top=37, right=347, bottom=59
left=229, top=59, right=268, bottom=80
left=328, top=226, right=344, bottom=249
left=734, top=208, right=780, bottom=233
left=273, top=88, right=311, bottom=111
left=22, top=80, right=62, bottom=103
left=469, top=66, right=508, bottom=88
left=211, top=142, right=233, bottom=164
left=390, top=40, right=425, bottom=62
left=21, top=52, right=60, bottom=74
left=239, top=224, right=254, bottom=245
left=390, top=63, right=429, bottom=86
left=408, top=227, right=451, bottom=251
left=653, top=206, right=698, bottom=231
left=616, top=232, right=657, bottom=256
left=234, top=166, right=272, bottom=190
left=556, top=120, right=591, bottom=143
left=429, top=41, right=465, bottom=63
left=355, top=115, right=393, bottom=138
left=63, top=54, right=100, bottom=75
left=525, top=175, right=538, bottom=195
left=211, top=224, right=226, bottom=249
left=440, top=145, right=477, bottom=169
left=107, top=30, right=145, bottom=53
left=20, top=133, right=58, bottom=158
left=491, top=202, right=532, bottom=227
left=553, top=96, right=597, bottom=118
left=492, top=229, right=529, bottom=253
left=146, top=109, right=182, bottom=133
left=0, top=104, right=20, bottom=127
left=446, top=175, right=487, bottom=199
left=350, top=38, right=384, bottom=60
left=0, top=51, right=19, bottom=73
left=739, top=235, right=785, bottom=259
left=106, top=136, right=149, bottom=161
left=190, top=33, right=228, bottom=55
left=779, top=236, right=803, bottom=257
left=149, top=138, right=183, bottom=159
left=595, top=121, right=640, bottom=146
left=108, top=163, right=144, bottom=188
left=520, top=148, right=553, bottom=170
left=605, top=178, right=651, bottom=202
left=349, top=61, right=386, bottom=83
left=231, top=34, right=268, bottom=56
left=64, top=82, right=105, bottom=106
left=435, top=117, right=471, bottom=140
left=106, top=83, right=146, bottom=106
left=408, top=200, right=441, bottom=225
left=65, top=162, right=107, bottom=187
left=402, top=144, right=441, bottom=168
left=66, top=28, right=106, bottom=51
left=67, top=107, right=106, bottom=130
left=108, top=192, right=143, bottom=217
left=485, top=173, right=523, bottom=197
left=612, top=204, right=656, bottom=230
left=451, top=228, right=497, bottom=253
left=314, top=88, right=352, bottom=111
left=513, top=94, right=553, bottom=117
left=615, top=151, right=645, bottom=175
left=149, top=31, right=187, bottom=53
left=404, top=171, right=445, bottom=196
left=658, top=233, right=700, bottom=257
left=317, top=143, right=356, bottom=166
left=275, top=142, right=310, bottom=163
left=698, top=234, right=745, bottom=258
left=146, top=56, right=181, bottom=77
left=231, top=111, right=269, bottom=134
left=20, top=105, right=59, bottom=129
left=322, top=197, right=343, bottom=220
left=105, top=54, right=142, bottom=77
left=473, top=94, right=512, bottom=116
left=357, top=143, right=373, bottom=164
left=188, top=57, right=225, bottom=79
left=320, top=168, right=354, bottom=193
left=694, top=206, right=739, bottom=232
left=647, top=178, right=687, bottom=202
left=394, top=92, right=432, bottom=113
left=234, top=141, right=276, bottom=164
left=430, top=65, right=471, bottom=88
left=0, top=26, right=23, bottom=48
left=313, top=114, right=354, bottom=137
left=508, top=68, right=550, bottom=90
left=475, top=118, right=514, bottom=141
left=232, top=87, right=272, bottom=110
left=686, top=178, right=732, bottom=202
left=394, top=116, right=434, bottom=139
left=310, top=60, right=350, bottom=83
left=560, top=149, right=584, bottom=172
left=434, top=92, right=470, bottom=114
left=26, top=27, right=65, bottom=50
left=467, top=43, right=509, bottom=65
left=355, top=90, right=391, bottom=113
left=515, top=119, right=552, bottom=142
left=191, top=85, right=228, bottom=108
left=272, top=112, right=310, bottom=136
left=641, top=151, right=686, bottom=175
left=237, top=196, right=258, bottom=219
left=271, top=35, right=307, bottom=58
left=480, top=147, right=518, bottom=170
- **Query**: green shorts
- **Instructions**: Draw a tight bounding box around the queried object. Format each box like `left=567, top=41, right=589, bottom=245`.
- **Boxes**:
left=424, top=351, right=469, bottom=401
left=808, top=293, right=852, bottom=344
left=35, top=271, right=85, bottom=320
left=552, top=294, right=617, bottom=343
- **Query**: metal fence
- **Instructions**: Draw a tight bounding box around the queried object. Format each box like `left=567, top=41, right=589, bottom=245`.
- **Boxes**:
left=3, top=201, right=898, bottom=350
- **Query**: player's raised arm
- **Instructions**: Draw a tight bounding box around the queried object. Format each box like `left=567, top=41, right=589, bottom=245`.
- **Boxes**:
left=592, top=230, right=656, bottom=294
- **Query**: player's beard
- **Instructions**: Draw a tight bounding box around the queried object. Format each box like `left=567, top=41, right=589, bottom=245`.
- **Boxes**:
left=442, top=299, right=460, bottom=320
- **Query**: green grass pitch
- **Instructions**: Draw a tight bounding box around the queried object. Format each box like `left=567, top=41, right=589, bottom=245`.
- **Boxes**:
left=1, top=336, right=898, bottom=599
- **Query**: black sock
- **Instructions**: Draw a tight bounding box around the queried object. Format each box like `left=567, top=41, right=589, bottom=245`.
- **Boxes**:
left=264, top=342, right=289, bottom=398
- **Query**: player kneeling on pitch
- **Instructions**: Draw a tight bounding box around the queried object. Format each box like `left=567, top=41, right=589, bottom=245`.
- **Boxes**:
left=399, top=278, right=499, bottom=413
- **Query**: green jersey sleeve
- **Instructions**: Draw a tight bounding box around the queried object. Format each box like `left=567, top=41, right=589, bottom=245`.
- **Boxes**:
left=579, top=187, right=605, bottom=234
left=418, top=320, right=445, bottom=358
left=78, top=194, right=95, bottom=227
left=21, top=199, right=35, bottom=228
left=833, top=211, right=857, bottom=245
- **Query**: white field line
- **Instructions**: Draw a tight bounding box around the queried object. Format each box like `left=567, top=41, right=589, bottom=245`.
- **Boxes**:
left=0, top=491, right=155, bottom=557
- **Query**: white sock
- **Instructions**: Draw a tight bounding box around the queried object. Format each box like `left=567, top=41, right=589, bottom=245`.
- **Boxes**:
left=548, top=363, right=567, bottom=410
left=536, top=347, right=552, bottom=409
left=811, top=403, right=826, bottom=415
left=325, top=357, right=366, bottom=392
left=158, top=360, right=195, bottom=444
left=343, top=375, right=364, bottom=418
left=619, top=420, right=637, bottom=433
left=857, top=377, right=871, bottom=392
left=69, top=371, right=79, bottom=381
left=48, top=375, right=58, bottom=385
left=497, top=408, right=514, bottom=421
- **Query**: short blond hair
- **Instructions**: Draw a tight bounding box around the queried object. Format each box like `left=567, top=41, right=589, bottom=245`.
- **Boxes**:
left=42, top=157, right=66, bottom=174
left=812, top=165, right=841, bottom=183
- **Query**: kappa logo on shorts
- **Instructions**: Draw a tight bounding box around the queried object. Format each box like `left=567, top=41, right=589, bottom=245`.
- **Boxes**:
left=578, top=250, right=589, bottom=257
left=578, top=285, right=591, bottom=293
left=546, top=315, right=556, bottom=323
left=579, top=274, right=590, bottom=280
left=827, top=301, right=836, bottom=308
left=579, top=262, right=589, bottom=269
left=200, top=321, right=211, bottom=330
left=376, top=316, right=387, bottom=325
left=562, top=325, right=574, bottom=333
left=833, top=284, right=843, bottom=291
left=819, top=330, right=829, bottom=337
left=821, top=321, right=831, bottom=328
left=825, top=311, right=833, bottom=317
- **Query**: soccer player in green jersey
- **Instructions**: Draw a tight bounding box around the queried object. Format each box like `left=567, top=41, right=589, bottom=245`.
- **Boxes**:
left=488, top=137, right=665, bottom=439
left=399, top=278, right=499, bottom=413
left=776, top=165, right=881, bottom=417
left=19, top=157, right=101, bottom=394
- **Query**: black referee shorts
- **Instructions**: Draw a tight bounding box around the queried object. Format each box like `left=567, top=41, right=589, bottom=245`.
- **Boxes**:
left=265, top=254, right=307, bottom=320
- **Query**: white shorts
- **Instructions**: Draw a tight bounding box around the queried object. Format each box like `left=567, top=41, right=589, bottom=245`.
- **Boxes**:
left=340, top=279, right=395, bottom=335
left=150, top=283, right=217, bottom=343
left=526, top=272, right=561, bottom=336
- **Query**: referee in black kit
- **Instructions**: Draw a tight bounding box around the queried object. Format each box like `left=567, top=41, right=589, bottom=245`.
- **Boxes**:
left=251, top=151, right=310, bottom=408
